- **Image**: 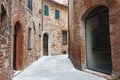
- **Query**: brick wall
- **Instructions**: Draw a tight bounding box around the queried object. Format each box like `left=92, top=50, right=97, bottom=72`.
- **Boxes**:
left=69, top=0, right=120, bottom=79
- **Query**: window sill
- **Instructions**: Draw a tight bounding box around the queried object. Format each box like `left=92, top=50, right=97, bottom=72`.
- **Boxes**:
left=27, top=7, right=32, bottom=15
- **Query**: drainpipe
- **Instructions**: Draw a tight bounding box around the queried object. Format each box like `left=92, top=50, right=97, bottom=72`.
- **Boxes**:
left=68, top=0, right=70, bottom=58
left=41, top=0, right=43, bottom=31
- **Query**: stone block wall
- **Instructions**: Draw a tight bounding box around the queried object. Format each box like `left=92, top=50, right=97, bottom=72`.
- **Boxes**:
left=0, top=0, right=12, bottom=80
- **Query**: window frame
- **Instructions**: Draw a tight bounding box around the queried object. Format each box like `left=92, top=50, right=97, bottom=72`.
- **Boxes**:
left=62, top=30, right=67, bottom=45
left=28, top=27, right=32, bottom=50
left=55, top=9, right=60, bottom=19
left=44, top=5, right=49, bottom=16
left=28, top=0, right=32, bottom=11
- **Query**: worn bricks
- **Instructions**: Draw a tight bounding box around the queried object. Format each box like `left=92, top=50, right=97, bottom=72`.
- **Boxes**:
left=69, top=0, right=120, bottom=79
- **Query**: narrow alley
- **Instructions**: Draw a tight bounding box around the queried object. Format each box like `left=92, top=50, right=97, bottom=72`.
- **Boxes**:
left=13, top=54, right=106, bottom=80
left=1, top=0, right=120, bottom=80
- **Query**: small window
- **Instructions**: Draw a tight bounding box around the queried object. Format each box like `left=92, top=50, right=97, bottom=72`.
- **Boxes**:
left=0, top=54, right=3, bottom=68
left=28, top=27, right=32, bottom=50
left=63, top=51, right=67, bottom=54
left=28, top=0, right=32, bottom=11
left=44, top=5, right=49, bottom=16
left=55, top=9, right=60, bottom=19
left=62, top=30, right=67, bottom=45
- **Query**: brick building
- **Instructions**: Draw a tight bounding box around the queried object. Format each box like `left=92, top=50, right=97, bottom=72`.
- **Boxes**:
left=69, top=0, right=120, bottom=79
left=41, top=0, right=68, bottom=56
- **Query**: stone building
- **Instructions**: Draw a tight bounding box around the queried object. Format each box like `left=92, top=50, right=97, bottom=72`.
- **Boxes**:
left=0, top=0, right=12, bottom=80
left=41, top=0, right=68, bottom=56
left=11, top=0, right=42, bottom=71
left=0, top=0, right=42, bottom=80
left=69, top=0, right=120, bottom=79
left=0, top=0, right=68, bottom=80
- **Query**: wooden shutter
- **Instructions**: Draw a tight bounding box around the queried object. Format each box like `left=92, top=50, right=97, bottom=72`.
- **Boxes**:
left=55, top=9, right=60, bottom=19
left=44, top=5, right=49, bottom=16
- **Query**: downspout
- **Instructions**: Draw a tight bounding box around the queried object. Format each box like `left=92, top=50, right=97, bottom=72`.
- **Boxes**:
left=41, top=0, right=43, bottom=31
left=68, top=0, right=70, bottom=58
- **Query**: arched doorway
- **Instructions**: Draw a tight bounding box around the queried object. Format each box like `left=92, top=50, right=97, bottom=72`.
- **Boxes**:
left=13, top=21, right=24, bottom=70
left=85, top=6, right=112, bottom=74
left=43, top=33, right=48, bottom=56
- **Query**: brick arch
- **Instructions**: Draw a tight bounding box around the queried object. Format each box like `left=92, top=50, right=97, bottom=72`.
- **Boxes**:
left=13, top=15, right=24, bottom=32
left=81, top=5, right=108, bottom=21
left=13, top=15, right=24, bottom=70
left=81, top=0, right=119, bottom=21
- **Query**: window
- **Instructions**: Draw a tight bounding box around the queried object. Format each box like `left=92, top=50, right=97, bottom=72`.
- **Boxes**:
left=62, top=30, right=67, bottom=45
left=28, top=27, right=32, bottom=50
left=44, top=5, right=49, bottom=16
left=28, top=0, right=32, bottom=11
left=55, top=9, right=60, bottom=19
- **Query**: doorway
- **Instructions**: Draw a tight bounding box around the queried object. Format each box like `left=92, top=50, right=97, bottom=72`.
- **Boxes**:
left=43, top=33, right=48, bottom=56
left=85, top=6, right=112, bottom=74
left=13, top=22, right=24, bottom=70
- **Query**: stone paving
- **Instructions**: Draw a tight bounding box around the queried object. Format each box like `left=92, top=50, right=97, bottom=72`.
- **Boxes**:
left=13, top=54, right=106, bottom=80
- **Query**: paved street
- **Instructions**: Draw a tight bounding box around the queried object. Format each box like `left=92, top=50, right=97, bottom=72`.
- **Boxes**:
left=13, top=54, right=106, bottom=80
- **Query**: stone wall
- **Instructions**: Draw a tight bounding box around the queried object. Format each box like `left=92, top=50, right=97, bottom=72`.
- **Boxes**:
left=11, top=0, right=42, bottom=69
left=0, top=0, right=12, bottom=80
left=0, top=0, right=68, bottom=80
left=69, top=0, right=120, bottom=79
left=42, top=0, right=68, bottom=56
left=0, top=0, right=42, bottom=79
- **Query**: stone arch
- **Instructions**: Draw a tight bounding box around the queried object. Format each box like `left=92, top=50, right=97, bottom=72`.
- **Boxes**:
left=41, top=31, right=52, bottom=56
left=43, top=33, right=49, bottom=56
left=13, top=15, right=24, bottom=70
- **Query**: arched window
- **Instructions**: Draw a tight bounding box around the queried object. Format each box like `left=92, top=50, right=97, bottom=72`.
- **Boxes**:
left=28, top=27, right=32, bottom=50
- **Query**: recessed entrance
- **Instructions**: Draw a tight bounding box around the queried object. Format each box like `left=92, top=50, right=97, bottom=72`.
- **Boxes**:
left=85, top=6, right=112, bottom=74
left=13, top=21, right=24, bottom=70
left=43, top=33, right=48, bottom=56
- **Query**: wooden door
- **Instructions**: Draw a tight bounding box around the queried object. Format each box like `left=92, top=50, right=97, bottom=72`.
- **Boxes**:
left=13, top=26, right=17, bottom=70
left=13, top=22, right=24, bottom=70
left=43, top=33, right=48, bottom=56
